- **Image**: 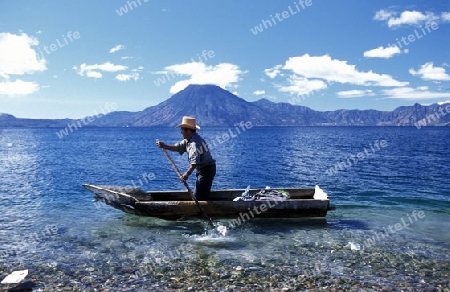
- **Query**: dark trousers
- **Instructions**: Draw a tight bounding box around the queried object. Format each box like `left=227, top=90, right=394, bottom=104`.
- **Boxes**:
left=194, top=164, right=216, bottom=201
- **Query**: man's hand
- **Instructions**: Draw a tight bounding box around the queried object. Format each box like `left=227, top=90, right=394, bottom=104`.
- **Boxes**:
left=180, top=173, right=190, bottom=182
left=156, top=139, right=165, bottom=149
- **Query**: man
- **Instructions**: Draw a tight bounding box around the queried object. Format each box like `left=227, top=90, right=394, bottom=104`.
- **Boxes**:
left=156, top=116, right=216, bottom=201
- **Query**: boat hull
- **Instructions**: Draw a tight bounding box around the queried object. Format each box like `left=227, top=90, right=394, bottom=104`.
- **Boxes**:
left=136, top=200, right=330, bottom=220
left=83, top=184, right=334, bottom=220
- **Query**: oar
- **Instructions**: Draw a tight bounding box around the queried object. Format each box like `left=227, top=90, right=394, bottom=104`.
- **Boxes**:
left=159, top=146, right=215, bottom=228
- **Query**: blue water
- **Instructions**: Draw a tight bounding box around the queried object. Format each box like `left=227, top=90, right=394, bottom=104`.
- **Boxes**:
left=0, top=126, right=449, bottom=290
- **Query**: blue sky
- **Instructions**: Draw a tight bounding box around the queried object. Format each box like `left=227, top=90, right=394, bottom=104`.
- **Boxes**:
left=1, top=0, right=450, bottom=119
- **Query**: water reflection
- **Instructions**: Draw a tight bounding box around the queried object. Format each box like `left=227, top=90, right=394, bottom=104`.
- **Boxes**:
left=0, top=129, right=49, bottom=258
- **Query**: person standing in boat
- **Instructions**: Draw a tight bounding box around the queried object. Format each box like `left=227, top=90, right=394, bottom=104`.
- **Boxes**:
left=156, top=116, right=216, bottom=201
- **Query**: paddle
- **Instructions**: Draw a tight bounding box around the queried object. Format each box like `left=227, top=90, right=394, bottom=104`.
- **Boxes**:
left=159, top=144, right=215, bottom=228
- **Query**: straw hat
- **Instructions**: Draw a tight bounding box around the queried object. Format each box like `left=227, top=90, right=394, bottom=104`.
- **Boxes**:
left=176, top=116, right=201, bottom=130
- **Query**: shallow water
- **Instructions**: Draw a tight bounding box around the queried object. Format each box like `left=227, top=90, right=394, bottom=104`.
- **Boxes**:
left=0, top=127, right=449, bottom=290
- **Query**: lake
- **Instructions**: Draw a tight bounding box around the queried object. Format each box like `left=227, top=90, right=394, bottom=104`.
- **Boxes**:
left=0, top=126, right=449, bottom=291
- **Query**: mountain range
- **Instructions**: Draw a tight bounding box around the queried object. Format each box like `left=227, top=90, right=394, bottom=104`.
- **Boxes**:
left=1, top=84, right=450, bottom=128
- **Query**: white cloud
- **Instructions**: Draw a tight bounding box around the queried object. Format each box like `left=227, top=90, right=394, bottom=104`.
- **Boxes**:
left=442, top=12, right=450, bottom=22
left=109, top=45, right=125, bottom=53
left=389, top=11, right=436, bottom=27
left=161, top=62, right=246, bottom=94
left=382, top=86, right=450, bottom=99
left=73, top=62, right=128, bottom=78
left=0, top=32, right=46, bottom=78
left=265, top=54, right=407, bottom=95
left=86, top=71, right=102, bottom=78
left=277, top=76, right=327, bottom=96
left=374, top=9, right=448, bottom=28
left=116, top=73, right=140, bottom=82
left=252, top=90, right=265, bottom=95
left=374, top=9, right=396, bottom=21
left=0, top=32, right=46, bottom=96
left=285, top=54, right=407, bottom=86
left=409, top=62, right=450, bottom=81
left=264, top=65, right=282, bottom=79
left=363, top=45, right=401, bottom=59
left=165, top=62, right=206, bottom=75
left=337, top=89, right=375, bottom=98
left=0, top=79, right=39, bottom=96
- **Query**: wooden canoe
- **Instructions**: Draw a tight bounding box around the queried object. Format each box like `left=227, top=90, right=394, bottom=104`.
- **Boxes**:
left=82, top=184, right=335, bottom=220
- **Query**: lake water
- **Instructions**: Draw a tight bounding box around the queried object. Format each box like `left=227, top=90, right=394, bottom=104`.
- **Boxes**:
left=0, top=126, right=449, bottom=291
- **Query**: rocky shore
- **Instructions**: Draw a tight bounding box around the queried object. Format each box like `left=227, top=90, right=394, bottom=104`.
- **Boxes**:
left=1, top=241, right=448, bottom=291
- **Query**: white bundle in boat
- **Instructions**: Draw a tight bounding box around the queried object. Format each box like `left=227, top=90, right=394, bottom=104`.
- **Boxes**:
left=313, top=185, right=328, bottom=200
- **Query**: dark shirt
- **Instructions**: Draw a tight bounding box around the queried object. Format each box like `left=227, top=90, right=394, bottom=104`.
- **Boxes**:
left=175, top=133, right=215, bottom=166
